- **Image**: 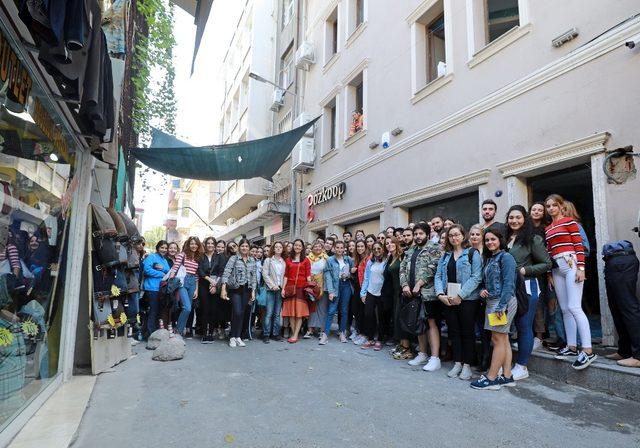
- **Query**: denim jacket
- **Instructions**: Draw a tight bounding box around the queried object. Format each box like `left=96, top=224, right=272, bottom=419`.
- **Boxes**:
left=360, top=258, right=388, bottom=298
left=483, top=251, right=516, bottom=311
left=434, top=248, right=482, bottom=300
left=323, top=255, right=354, bottom=296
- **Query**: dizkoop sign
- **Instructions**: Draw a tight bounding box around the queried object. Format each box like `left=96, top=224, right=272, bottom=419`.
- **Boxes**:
left=307, top=182, right=347, bottom=206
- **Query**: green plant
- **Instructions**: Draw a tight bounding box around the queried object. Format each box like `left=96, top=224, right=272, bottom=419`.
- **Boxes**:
left=132, top=0, right=177, bottom=144
left=143, top=225, right=167, bottom=249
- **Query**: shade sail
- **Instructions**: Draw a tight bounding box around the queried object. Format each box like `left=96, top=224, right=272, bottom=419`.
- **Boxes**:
left=129, top=117, right=319, bottom=181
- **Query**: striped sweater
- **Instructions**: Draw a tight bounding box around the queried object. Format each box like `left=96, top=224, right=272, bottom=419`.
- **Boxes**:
left=170, top=252, right=200, bottom=276
left=545, top=217, right=585, bottom=267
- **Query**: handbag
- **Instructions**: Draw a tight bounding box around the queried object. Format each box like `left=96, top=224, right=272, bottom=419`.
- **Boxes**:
left=303, top=279, right=321, bottom=303
left=283, top=261, right=302, bottom=298
left=399, top=297, right=427, bottom=335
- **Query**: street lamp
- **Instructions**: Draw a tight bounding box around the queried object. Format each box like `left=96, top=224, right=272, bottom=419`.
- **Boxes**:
left=249, top=72, right=297, bottom=96
left=175, top=206, right=214, bottom=232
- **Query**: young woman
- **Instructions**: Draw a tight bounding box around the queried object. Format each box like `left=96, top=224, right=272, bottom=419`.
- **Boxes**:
left=443, top=218, right=456, bottom=231
left=143, top=240, right=171, bottom=334
left=347, top=240, right=356, bottom=259
left=562, top=201, right=591, bottom=257
left=262, top=241, right=286, bottom=342
left=166, top=242, right=180, bottom=264
left=545, top=194, right=596, bottom=370
left=220, top=239, right=256, bottom=348
left=468, top=225, right=484, bottom=252
left=281, top=239, right=311, bottom=343
left=435, top=225, right=483, bottom=381
left=226, top=241, right=238, bottom=257
left=350, top=239, right=369, bottom=345
left=529, top=202, right=552, bottom=346
left=471, top=228, right=518, bottom=390
left=212, top=240, right=229, bottom=339
left=505, top=206, right=552, bottom=380
left=198, top=237, right=222, bottom=343
left=169, top=237, right=204, bottom=336
left=529, top=202, right=548, bottom=238
left=320, top=240, right=354, bottom=344
left=306, top=241, right=329, bottom=339
left=365, top=234, right=376, bottom=251
left=360, top=242, right=388, bottom=350
left=385, top=237, right=411, bottom=359
left=377, top=232, right=386, bottom=244
left=439, top=231, right=448, bottom=250
left=355, top=230, right=365, bottom=241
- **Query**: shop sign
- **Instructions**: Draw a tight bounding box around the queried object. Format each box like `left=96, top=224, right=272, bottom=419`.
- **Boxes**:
left=307, top=182, right=347, bottom=206
left=0, top=31, right=33, bottom=106
left=33, top=98, right=72, bottom=164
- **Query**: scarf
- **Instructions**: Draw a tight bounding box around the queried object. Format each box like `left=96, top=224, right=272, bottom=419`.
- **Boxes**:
left=307, top=252, right=328, bottom=291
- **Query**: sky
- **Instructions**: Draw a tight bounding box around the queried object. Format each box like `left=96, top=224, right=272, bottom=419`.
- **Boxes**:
left=135, top=1, right=240, bottom=232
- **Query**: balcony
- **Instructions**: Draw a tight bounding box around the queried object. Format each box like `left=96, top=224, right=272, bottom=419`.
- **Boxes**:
left=210, top=177, right=271, bottom=225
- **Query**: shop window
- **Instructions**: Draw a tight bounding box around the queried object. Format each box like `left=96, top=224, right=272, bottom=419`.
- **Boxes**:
left=485, top=0, right=519, bottom=43
left=409, top=192, right=480, bottom=231
left=324, top=7, right=339, bottom=63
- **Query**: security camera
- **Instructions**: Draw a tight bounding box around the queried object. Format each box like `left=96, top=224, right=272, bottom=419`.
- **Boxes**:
left=625, top=38, right=640, bottom=49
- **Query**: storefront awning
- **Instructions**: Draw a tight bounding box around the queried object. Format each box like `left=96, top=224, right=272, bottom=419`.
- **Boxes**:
left=129, top=117, right=319, bottom=181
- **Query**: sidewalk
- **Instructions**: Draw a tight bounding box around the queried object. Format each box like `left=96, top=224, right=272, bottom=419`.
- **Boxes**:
left=8, top=376, right=96, bottom=448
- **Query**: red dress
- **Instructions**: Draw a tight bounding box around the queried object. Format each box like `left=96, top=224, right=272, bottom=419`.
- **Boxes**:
left=281, top=257, right=311, bottom=318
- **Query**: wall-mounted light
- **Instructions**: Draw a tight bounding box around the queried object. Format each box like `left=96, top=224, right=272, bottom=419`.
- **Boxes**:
left=391, top=127, right=403, bottom=137
left=369, top=141, right=379, bottom=149
left=552, top=28, right=579, bottom=48
left=48, top=153, right=59, bottom=162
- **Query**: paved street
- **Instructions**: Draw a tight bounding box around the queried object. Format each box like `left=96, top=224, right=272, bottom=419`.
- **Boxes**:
left=73, top=338, right=640, bottom=448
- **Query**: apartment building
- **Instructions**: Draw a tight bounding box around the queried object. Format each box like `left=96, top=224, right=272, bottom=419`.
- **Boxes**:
left=166, top=177, right=216, bottom=243
left=297, top=0, right=640, bottom=345
left=212, top=0, right=304, bottom=243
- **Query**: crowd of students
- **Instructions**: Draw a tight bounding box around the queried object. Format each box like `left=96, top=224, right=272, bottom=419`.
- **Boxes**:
left=139, top=194, right=601, bottom=391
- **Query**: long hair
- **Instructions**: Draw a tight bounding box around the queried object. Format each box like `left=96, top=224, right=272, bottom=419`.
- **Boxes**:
left=202, top=236, right=217, bottom=253
left=482, top=227, right=507, bottom=259
left=354, top=239, right=369, bottom=267
left=182, top=236, right=204, bottom=261
left=443, top=224, right=470, bottom=253
left=237, top=238, right=251, bottom=257
left=505, top=205, right=535, bottom=247
left=385, top=236, right=403, bottom=262
left=529, top=201, right=550, bottom=227
left=562, top=200, right=582, bottom=222
left=545, top=193, right=567, bottom=218
left=287, top=238, right=306, bottom=261
left=370, top=241, right=386, bottom=262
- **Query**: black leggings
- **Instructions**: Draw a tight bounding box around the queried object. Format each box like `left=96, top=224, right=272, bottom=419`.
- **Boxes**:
left=229, top=286, right=251, bottom=338
left=364, top=292, right=382, bottom=340
left=444, top=300, right=480, bottom=365
left=198, top=281, right=215, bottom=331
left=349, top=288, right=365, bottom=334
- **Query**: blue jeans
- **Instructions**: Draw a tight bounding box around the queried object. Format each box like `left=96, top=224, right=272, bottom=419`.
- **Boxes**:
left=324, top=279, right=351, bottom=334
left=146, top=291, right=161, bottom=334
left=126, top=292, right=140, bottom=320
left=176, top=274, right=196, bottom=334
left=516, top=279, right=539, bottom=365
left=263, top=289, right=282, bottom=337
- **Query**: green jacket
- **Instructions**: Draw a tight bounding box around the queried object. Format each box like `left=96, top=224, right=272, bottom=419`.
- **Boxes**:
left=400, top=242, right=442, bottom=301
left=507, top=234, right=552, bottom=279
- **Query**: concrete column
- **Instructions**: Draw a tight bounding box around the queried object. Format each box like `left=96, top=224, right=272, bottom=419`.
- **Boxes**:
left=591, top=153, right=615, bottom=346
left=478, top=184, right=489, bottom=223
left=506, top=175, right=528, bottom=207
left=391, top=206, right=409, bottom=228
left=60, top=150, right=95, bottom=381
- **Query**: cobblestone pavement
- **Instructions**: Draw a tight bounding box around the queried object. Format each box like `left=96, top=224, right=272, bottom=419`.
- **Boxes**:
left=73, top=336, right=640, bottom=448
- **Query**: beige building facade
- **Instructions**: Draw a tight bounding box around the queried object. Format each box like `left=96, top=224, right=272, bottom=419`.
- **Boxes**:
left=297, top=0, right=640, bottom=344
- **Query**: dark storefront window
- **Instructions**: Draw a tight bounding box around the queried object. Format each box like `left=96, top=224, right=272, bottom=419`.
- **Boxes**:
left=409, top=191, right=480, bottom=231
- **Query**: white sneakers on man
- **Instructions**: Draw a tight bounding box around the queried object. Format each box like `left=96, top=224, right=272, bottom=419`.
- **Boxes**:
left=459, top=364, right=473, bottom=380
left=447, top=362, right=463, bottom=378
left=236, top=338, right=246, bottom=347
left=408, top=352, right=428, bottom=366
left=511, top=364, right=529, bottom=380
left=229, top=338, right=237, bottom=348
left=423, top=357, right=441, bottom=372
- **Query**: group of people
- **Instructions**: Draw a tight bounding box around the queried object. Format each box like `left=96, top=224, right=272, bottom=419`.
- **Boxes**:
left=138, top=193, right=606, bottom=391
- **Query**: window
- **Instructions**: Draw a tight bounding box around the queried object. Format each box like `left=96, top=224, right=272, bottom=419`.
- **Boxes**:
left=278, top=110, right=293, bottom=134
left=356, top=0, right=365, bottom=26
left=280, top=46, right=294, bottom=88
left=282, top=0, right=295, bottom=28
left=347, top=0, right=366, bottom=37
left=329, top=104, right=337, bottom=149
left=324, top=7, right=339, bottom=63
left=485, top=0, right=519, bottom=43
left=181, top=199, right=191, bottom=217
left=322, top=96, right=339, bottom=154
left=346, top=69, right=366, bottom=138
left=426, top=14, right=446, bottom=83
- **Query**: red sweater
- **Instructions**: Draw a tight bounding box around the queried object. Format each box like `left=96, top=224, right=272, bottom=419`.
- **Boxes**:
left=170, top=252, right=200, bottom=276
left=545, top=218, right=585, bottom=267
left=284, top=258, right=311, bottom=287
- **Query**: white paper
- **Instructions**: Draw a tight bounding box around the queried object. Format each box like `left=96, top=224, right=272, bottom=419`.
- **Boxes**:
left=447, top=282, right=462, bottom=297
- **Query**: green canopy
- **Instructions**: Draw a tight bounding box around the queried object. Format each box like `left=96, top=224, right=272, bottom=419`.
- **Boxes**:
left=129, top=117, right=319, bottom=181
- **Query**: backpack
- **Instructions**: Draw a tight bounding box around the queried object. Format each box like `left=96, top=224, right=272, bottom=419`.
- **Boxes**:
left=91, top=205, right=119, bottom=267
left=106, top=208, right=128, bottom=243
left=399, top=297, right=427, bottom=335
left=602, top=240, right=635, bottom=260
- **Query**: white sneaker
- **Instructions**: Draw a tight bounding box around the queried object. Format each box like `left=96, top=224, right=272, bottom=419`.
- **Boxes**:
left=236, top=337, right=246, bottom=347
left=408, top=352, right=428, bottom=366
left=459, top=364, right=473, bottom=380
left=349, top=331, right=358, bottom=341
left=533, top=337, right=543, bottom=351
left=511, top=364, right=529, bottom=381
left=447, top=362, right=462, bottom=378
left=229, top=338, right=237, bottom=348
left=353, top=335, right=366, bottom=346
left=423, top=357, right=442, bottom=372
left=511, top=342, right=518, bottom=350
left=319, top=333, right=328, bottom=345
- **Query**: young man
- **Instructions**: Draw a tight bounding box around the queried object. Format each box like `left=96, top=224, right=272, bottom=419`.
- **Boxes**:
left=343, top=231, right=353, bottom=244
left=321, top=241, right=354, bottom=344
left=402, top=227, right=414, bottom=251
left=480, top=199, right=507, bottom=235
left=429, top=216, right=444, bottom=244
left=400, top=223, right=443, bottom=372
left=324, top=237, right=335, bottom=257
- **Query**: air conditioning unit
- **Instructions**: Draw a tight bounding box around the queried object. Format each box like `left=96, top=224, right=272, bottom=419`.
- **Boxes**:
left=226, top=218, right=237, bottom=226
left=270, top=88, right=285, bottom=112
left=293, top=112, right=314, bottom=137
left=291, top=137, right=315, bottom=171
left=295, top=41, right=315, bottom=70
